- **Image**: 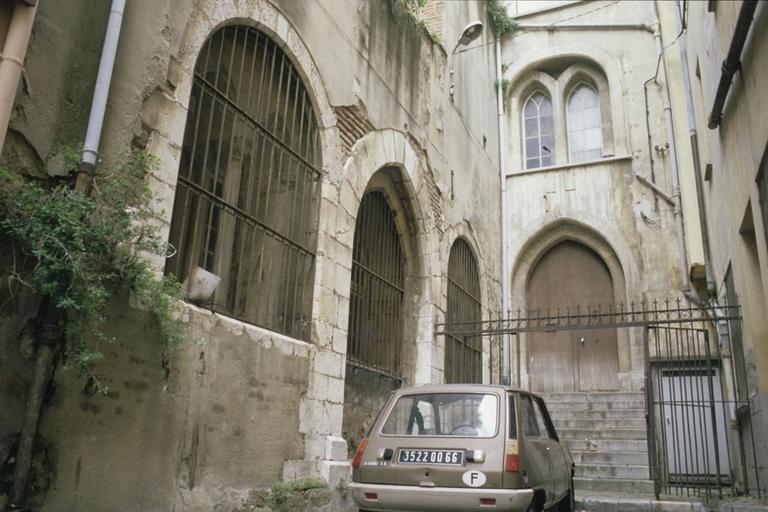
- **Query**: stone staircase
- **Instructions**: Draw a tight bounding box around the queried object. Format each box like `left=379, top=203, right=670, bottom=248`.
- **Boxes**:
left=544, top=391, right=655, bottom=495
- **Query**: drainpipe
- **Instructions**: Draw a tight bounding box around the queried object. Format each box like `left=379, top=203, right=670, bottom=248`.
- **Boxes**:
left=0, top=0, right=38, bottom=157
left=495, top=36, right=511, bottom=386
left=6, top=2, right=125, bottom=510
left=707, top=0, right=758, bottom=129
left=673, top=0, right=715, bottom=297
left=77, top=0, right=126, bottom=191
left=649, top=1, right=690, bottom=292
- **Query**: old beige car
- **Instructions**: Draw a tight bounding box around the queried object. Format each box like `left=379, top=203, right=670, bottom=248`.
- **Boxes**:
left=350, top=384, right=574, bottom=512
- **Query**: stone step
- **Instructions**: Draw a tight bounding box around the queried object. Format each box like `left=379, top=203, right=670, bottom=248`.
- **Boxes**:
left=575, top=462, right=650, bottom=480
left=554, top=418, right=647, bottom=429
left=544, top=392, right=645, bottom=403
left=550, top=408, right=646, bottom=421
left=574, top=450, right=649, bottom=466
left=574, top=476, right=656, bottom=495
left=558, top=427, right=648, bottom=440
left=546, top=399, right=646, bottom=411
left=564, top=438, right=648, bottom=453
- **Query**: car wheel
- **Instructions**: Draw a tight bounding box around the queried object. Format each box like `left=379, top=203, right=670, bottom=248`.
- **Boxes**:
left=526, top=492, right=544, bottom=512
left=559, top=475, right=575, bottom=512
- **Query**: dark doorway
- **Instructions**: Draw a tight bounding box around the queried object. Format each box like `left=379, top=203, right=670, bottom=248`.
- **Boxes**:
left=526, top=241, right=619, bottom=392
left=342, top=190, right=405, bottom=455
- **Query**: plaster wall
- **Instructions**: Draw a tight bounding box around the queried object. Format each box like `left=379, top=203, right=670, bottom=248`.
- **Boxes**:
left=682, top=0, right=768, bottom=492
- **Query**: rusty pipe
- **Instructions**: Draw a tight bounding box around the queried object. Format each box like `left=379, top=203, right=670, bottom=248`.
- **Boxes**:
left=0, top=0, right=38, bottom=157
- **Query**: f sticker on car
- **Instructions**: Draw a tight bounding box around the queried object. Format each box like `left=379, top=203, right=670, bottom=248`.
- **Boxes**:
left=462, top=470, right=487, bottom=488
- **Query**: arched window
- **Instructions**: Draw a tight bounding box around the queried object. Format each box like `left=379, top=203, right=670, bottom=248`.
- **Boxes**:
left=567, top=84, right=603, bottom=163
left=445, top=239, right=482, bottom=383
left=347, top=190, right=405, bottom=377
left=523, top=92, right=554, bottom=169
left=165, top=25, right=321, bottom=341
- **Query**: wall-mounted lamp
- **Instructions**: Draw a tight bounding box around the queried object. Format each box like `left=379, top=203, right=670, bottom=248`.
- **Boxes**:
left=449, top=20, right=484, bottom=102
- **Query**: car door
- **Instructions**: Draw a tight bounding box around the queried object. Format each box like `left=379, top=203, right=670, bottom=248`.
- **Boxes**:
left=532, top=396, right=570, bottom=502
left=519, top=395, right=553, bottom=502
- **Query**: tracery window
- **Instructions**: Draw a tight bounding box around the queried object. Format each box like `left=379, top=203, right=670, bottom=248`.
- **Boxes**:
left=165, top=25, right=321, bottom=341
left=523, top=92, right=555, bottom=169
left=445, top=239, right=482, bottom=383
left=567, top=84, right=603, bottom=163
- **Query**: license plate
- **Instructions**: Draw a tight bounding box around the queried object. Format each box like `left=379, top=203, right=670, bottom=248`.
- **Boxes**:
left=397, top=449, right=464, bottom=465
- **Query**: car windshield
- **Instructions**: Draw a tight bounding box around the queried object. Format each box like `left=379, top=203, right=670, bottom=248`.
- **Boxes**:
left=381, top=393, right=498, bottom=437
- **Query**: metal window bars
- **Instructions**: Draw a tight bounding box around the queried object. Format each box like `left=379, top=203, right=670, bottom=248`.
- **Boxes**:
left=347, top=191, right=405, bottom=379
left=445, top=238, right=483, bottom=384
left=166, top=25, right=321, bottom=341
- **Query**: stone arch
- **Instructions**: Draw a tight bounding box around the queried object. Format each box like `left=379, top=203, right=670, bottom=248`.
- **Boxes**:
left=336, top=129, right=437, bottom=381
left=338, top=129, right=438, bottom=455
left=144, top=0, right=336, bottom=258
left=503, top=47, right=631, bottom=165
left=509, top=216, right=640, bottom=390
left=440, top=223, right=492, bottom=383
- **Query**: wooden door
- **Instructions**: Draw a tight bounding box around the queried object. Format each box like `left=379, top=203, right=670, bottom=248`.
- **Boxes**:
left=527, top=241, right=619, bottom=392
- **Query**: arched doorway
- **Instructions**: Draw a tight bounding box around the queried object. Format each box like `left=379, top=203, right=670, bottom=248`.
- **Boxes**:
left=526, top=240, right=619, bottom=392
left=445, top=238, right=482, bottom=383
left=342, top=189, right=406, bottom=455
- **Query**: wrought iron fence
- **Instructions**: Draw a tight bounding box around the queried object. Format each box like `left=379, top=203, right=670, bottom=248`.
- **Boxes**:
left=445, top=238, right=482, bottom=383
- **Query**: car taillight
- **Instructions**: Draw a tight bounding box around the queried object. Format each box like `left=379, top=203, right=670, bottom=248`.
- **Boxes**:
left=352, top=437, right=369, bottom=469
left=504, top=440, right=519, bottom=472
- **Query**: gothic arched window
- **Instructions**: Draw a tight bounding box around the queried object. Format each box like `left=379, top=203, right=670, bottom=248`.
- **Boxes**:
left=567, top=84, right=603, bottom=163
left=523, top=92, right=555, bottom=169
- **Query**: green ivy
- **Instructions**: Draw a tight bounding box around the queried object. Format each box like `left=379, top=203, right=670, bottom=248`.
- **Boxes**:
left=267, top=478, right=328, bottom=507
left=0, top=148, right=184, bottom=384
left=487, top=0, right=518, bottom=38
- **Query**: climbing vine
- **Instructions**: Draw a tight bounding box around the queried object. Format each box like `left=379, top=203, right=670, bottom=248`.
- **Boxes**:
left=487, top=0, right=518, bottom=38
left=0, top=148, right=184, bottom=385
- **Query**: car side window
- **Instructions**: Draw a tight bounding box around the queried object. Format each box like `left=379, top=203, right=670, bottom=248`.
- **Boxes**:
left=533, top=399, right=551, bottom=440
left=521, top=396, right=540, bottom=438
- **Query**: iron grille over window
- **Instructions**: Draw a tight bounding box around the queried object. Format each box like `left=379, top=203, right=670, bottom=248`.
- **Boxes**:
left=166, top=25, right=321, bottom=341
left=445, top=239, right=482, bottom=383
left=347, top=191, right=405, bottom=378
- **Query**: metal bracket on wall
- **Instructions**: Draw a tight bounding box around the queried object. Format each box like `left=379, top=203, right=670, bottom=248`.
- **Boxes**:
left=635, top=173, right=676, bottom=207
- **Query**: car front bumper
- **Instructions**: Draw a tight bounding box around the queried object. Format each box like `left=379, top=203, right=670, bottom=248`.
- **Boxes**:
left=349, top=482, right=534, bottom=512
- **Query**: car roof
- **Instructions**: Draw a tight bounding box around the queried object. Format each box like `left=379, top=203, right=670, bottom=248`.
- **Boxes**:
left=391, top=383, right=545, bottom=401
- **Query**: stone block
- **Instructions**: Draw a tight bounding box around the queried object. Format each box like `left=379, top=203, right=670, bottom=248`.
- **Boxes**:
left=324, top=435, right=348, bottom=462
left=282, top=459, right=318, bottom=482
left=327, top=376, right=345, bottom=404
left=319, top=460, right=351, bottom=489
left=314, top=349, right=343, bottom=378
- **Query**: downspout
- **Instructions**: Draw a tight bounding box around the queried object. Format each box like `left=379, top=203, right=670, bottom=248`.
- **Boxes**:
left=707, top=0, right=758, bottom=129
left=673, top=0, right=715, bottom=297
left=649, top=1, right=690, bottom=292
left=77, top=0, right=126, bottom=191
left=495, top=36, right=511, bottom=386
left=0, top=0, right=38, bottom=157
left=6, top=2, right=126, bottom=510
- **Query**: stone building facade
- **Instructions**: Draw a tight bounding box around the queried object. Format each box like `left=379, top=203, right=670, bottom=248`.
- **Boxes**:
left=1, top=0, right=766, bottom=510
left=1, top=1, right=501, bottom=510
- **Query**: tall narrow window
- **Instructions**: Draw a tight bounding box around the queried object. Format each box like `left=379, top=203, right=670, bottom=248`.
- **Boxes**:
left=445, top=239, right=482, bottom=383
left=567, top=84, right=603, bottom=162
left=347, top=190, right=405, bottom=377
left=524, top=93, right=554, bottom=169
left=165, top=25, right=321, bottom=341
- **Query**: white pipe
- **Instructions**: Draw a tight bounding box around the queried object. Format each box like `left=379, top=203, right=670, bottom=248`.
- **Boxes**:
left=495, top=36, right=511, bottom=386
left=650, top=0, right=690, bottom=291
left=81, top=0, right=126, bottom=168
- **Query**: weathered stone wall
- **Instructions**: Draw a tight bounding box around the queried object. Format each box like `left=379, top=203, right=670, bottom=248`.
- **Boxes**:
left=682, top=0, right=768, bottom=492
left=0, top=0, right=502, bottom=510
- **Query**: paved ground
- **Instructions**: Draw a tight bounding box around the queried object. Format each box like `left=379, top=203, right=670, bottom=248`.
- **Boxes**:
left=576, top=492, right=768, bottom=512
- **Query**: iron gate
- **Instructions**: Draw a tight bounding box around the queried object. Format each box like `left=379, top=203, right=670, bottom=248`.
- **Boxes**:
left=436, top=298, right=762, bottom=499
